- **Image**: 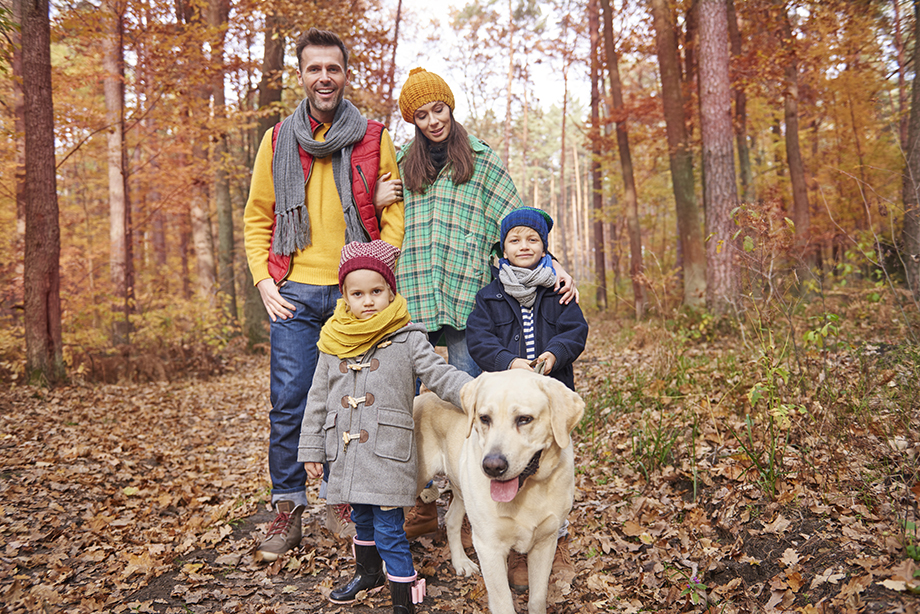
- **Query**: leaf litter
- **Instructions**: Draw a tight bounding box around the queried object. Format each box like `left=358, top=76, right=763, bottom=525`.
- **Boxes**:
left=1, top=312, right=918, bottom=613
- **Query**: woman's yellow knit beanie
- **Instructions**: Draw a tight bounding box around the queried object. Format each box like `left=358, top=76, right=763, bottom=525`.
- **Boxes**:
left=398, top=67, right=455, bottom=123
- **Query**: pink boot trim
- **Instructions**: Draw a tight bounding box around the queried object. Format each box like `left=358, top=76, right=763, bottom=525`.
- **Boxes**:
left=411, top=578, right=426, bottom=604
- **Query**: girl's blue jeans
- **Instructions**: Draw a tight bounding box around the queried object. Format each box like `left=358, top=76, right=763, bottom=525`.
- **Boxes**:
left=351, top=503, right=414, bottom=578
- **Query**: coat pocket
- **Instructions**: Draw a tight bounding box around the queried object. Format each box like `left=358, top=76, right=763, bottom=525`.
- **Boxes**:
left=324, top=412, right=338, bottom=462
left=374, top=408, right=414, bottom=462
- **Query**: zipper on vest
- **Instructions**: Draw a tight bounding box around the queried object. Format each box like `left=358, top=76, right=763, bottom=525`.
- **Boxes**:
left=356, top=164, right=369, bottom=194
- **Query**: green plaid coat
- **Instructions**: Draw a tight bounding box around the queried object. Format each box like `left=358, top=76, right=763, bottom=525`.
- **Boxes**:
left=395, top=135, right=523, bottom=332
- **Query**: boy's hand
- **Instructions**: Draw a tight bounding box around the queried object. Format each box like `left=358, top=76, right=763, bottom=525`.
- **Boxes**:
left=374, top=172, right=403, bottom=214
left=305, top=462, right=323, bottom=480
left=552, top=261, right=579, bottom=304
left=534, top=352, right=556, bottom=374
left=510, top=358, right=533, bottom=371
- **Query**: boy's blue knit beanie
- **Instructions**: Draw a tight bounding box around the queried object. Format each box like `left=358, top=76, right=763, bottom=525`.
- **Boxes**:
left=500, top=207, right=553, bottom=251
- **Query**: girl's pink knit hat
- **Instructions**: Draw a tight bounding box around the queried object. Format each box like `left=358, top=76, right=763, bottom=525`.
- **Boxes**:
left=338, top=240, right=400, bottom=292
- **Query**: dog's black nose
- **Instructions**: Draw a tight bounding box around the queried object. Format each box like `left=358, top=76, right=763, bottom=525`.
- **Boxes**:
left=482, top=454, right=508, bottom=478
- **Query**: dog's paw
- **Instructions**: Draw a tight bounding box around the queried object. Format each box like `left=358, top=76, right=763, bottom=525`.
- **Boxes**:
left=452, top=557, right=480, bottom=577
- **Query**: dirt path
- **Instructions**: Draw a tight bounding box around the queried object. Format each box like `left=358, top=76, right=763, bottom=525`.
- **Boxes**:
left=1, top=324, right=918, bottom=613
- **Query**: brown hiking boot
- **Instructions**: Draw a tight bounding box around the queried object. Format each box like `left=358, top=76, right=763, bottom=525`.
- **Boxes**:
left=403, top=497, right=438, bottom=539
left=508, top=550, right=528, bottom=592
left=255, top=500, right=304, bottom=562
left=507, top=536, right=574, bottom=591
left=460, top=515, right=473, bottom=549
left=550, top=536, right=575, bottom=583
left=325, top=503, right=356, bottom=540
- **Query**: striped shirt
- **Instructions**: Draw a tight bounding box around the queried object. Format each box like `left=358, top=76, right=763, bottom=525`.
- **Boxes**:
left=395, top=136, right=523, bottom=331
left=521, top=306, right=536, bottom=360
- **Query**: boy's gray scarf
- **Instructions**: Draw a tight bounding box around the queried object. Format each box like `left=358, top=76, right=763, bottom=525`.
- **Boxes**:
left=272, top=99, right=369, bottom=255
left=498, top=261, right=557, bottom=308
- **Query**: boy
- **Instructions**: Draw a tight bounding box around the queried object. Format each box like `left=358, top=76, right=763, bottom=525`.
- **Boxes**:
left=466, top=207, right=588, bottom=391
left=465, top=206, right=588, bottom=591
left=299, top=240, right=472, bottom=614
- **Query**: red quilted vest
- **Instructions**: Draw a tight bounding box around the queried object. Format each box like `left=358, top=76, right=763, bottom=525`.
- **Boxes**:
left=267, top=117, right=385, bottom=283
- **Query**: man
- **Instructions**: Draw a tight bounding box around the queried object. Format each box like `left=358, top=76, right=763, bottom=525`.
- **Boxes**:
left=244, top=28, right=404, bottom=562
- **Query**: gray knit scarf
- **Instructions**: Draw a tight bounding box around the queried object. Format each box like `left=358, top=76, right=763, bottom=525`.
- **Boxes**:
left=272, top=98, right=369, bottom=255
left=498, top=258, right=557, bottom=308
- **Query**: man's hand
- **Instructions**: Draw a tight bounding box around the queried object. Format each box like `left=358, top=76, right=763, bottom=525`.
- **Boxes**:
left=305, top=462, right=323, bottom=480
left=373, top=172, right=403, bottom=215
left=552, top=261, right=579, bottom=304
left=257, top=278, right=296, bottom=322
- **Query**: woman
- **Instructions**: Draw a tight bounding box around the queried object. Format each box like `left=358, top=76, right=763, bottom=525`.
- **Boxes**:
left=375, top=69, right=578, bottom=550
left=377, top=67, right=577, bottom=381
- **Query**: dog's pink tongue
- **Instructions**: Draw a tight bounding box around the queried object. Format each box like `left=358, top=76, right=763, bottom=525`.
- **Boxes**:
left=490, top=478, right=519, bottom=502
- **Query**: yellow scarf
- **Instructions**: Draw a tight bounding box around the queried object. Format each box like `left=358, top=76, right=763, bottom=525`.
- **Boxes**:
left=318, top=294, right=412, bottom=359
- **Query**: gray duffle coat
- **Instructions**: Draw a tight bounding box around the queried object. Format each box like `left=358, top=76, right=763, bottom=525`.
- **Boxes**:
left=298, top=322, right=473, bottom=508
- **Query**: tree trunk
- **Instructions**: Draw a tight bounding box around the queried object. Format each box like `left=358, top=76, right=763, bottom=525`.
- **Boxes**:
left=780, top=6, right=812, bottom=269
left=699, top=0, right=740, bottom=314
left=383, top=0, right=403, bottom=127
left=245, top=13, right=286, bottom=348
left=522, top=75, right=529, bottom=193
left=902, top=0, right=920, bottom=302
left=103, top=1, right=134, bottom=343
left=558, top=70, right=570, bottom=269
left=894, top=0, right=909, bottom=151
left=209, top=0, right=236, bottom=319
left=20, top=0, right=64, bottom=384
left=181, top=1, right=217, bottom=303
left=590, top=0, right=607, bottom=310
left=649, top=0, right=707, bottom=307
left=11, top=0, right=26, bottom=301
left=257, top=13, right=286, bottom=140
left=601, top=0, right=644, bottom=317
left=727, top=0, right=754, bottom=202
left=502, top=0, right=515, bottom=167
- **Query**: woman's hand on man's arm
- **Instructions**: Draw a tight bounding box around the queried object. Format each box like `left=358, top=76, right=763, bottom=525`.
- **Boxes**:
left=374, top=172, right=403, bottom=215
left=552, top=260, right=579, bottom=304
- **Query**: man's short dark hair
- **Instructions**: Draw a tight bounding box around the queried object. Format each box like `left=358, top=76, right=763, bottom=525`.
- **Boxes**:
left=295, top=28, right=349, bottom=72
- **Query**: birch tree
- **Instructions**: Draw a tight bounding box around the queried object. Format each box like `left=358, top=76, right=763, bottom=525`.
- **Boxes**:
left=102, top=0, right=134, bottom=342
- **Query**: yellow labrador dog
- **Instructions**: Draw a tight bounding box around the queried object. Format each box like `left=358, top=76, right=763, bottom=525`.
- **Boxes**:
left=414, top=370, right=585, bottom=614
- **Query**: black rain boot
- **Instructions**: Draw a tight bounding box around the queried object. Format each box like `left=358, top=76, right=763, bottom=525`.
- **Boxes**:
left=390, top=577, right=425, bottom=614
left=329, top=539, right=386, bottom=604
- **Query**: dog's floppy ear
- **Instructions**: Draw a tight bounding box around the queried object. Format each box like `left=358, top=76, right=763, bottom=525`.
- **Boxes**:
left=540, top=378, right=586, bottom=449
left=459, top=377, right=479, bottom=439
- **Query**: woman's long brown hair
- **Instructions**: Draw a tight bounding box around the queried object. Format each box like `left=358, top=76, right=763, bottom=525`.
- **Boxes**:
left=402, top=112, right=475, bottom=194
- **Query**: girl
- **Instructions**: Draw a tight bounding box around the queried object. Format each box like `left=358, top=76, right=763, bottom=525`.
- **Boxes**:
left=298, top=240, right=472, bottom=614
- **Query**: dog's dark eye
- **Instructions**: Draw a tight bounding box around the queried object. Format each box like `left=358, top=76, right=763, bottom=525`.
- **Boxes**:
left=479, top=415, right=491, bottom=426
left=516, top=415, right=533, bottom=427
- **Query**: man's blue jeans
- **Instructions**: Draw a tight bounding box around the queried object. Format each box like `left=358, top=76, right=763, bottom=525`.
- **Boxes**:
left=269, top=282, right=340, bottom=506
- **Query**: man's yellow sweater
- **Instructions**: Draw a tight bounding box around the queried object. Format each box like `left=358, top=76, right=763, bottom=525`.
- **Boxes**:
left=244, top=123, right=404, bottom=287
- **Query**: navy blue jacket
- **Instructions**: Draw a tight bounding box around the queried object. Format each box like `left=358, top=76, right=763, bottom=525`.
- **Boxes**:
left=466, top=279, right=588, bottom=390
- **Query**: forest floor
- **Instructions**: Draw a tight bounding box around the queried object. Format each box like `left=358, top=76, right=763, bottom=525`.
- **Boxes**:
left=1, top=308, right=919, bottom=613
